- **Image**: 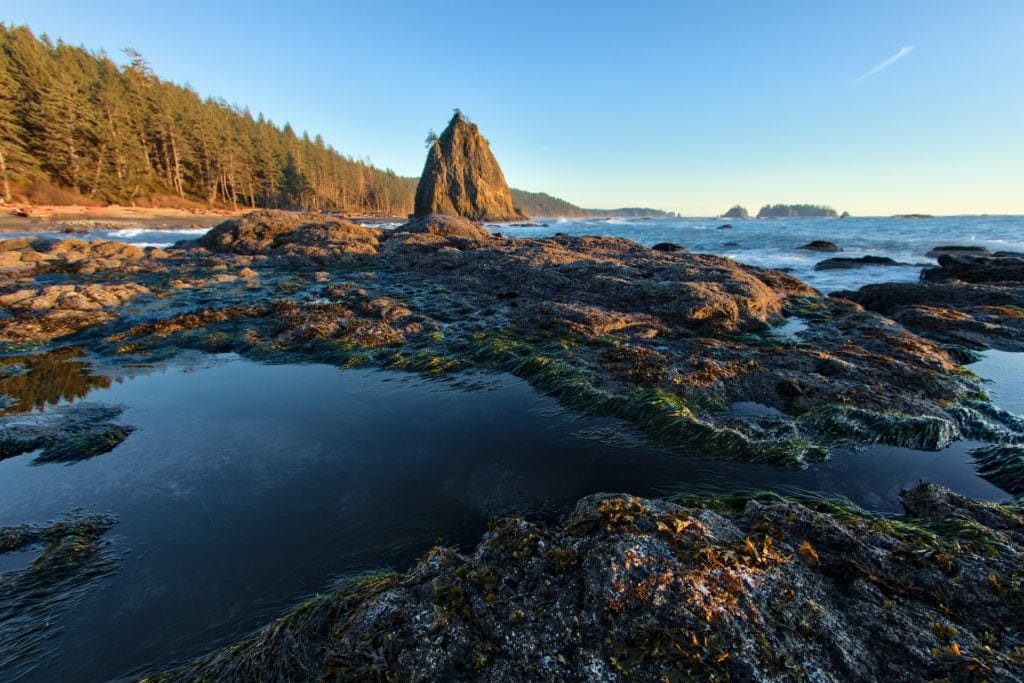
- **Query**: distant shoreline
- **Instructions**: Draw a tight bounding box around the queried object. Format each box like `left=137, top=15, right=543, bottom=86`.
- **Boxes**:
left=2, top=205, right=1021, bottom=235
left=0, top=205, right=407, bottom=234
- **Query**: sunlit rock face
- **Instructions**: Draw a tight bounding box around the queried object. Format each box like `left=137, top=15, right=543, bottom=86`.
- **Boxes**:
left=414, top=111, right=525, bottom=222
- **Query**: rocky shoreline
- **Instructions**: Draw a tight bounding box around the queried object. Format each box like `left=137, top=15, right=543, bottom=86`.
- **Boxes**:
left=1, top=209, right=1022, bottom=679
left=143, top=483, right=1024, bottom=681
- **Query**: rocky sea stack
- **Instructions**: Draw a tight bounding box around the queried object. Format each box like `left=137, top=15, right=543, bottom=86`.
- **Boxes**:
left=414, top=111, right=526, bottom=222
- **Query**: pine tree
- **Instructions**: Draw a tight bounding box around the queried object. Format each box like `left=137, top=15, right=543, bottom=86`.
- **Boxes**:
left=0, top=47, right=35, bottom=202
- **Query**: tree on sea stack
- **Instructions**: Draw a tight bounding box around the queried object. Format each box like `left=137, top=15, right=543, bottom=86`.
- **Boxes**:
left=413, top=110, right=526, bottom=221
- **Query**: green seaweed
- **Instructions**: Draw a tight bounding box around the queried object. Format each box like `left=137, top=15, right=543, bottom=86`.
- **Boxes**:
left=971, top=444, right=1024, bottom=496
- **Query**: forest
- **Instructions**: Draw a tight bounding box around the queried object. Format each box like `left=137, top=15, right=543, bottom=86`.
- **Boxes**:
left=0, top=24, right=677, bottom=219
left=0, top=24, right=416, bottom=214
left=756, top=204, right=838, bottom=218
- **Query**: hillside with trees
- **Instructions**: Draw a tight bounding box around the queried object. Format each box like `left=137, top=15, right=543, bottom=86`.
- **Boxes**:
left=756, top=204, right=837, bottom=218
left=510, top=189, right=677, bottom=219
left=0, top=24, right=416, bottom=214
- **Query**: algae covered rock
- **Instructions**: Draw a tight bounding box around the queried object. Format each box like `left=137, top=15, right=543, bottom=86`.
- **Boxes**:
left=147, top=484, right=1024, bottom=682
left=414, top=111, right=526, bottom=222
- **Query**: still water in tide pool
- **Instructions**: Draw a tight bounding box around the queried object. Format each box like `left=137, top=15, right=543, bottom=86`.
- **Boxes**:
left=0, top=350, right=1020, bottom=681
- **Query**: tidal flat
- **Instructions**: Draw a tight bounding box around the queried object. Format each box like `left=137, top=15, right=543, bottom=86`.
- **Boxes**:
left=0, top=211, right=1022, bottom=680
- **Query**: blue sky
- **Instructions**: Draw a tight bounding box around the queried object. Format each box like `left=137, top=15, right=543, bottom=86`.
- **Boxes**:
left=4, top=1, right=1022, bottom=215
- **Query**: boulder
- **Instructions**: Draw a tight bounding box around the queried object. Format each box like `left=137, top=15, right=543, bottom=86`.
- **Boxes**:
left=922, top=253, right=1024, bottom=284
left=813, top=255, right=909, bottom=271
left=926, top=245, right=990, bottom=258
left=798, top=240, right=841, bottom=253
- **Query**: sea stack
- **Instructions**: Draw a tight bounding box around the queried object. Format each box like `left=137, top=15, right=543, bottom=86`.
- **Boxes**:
left=414, top=111, right=525, bottom=222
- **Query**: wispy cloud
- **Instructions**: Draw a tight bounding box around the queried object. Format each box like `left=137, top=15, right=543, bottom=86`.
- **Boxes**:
left=854, top=45, right=914, bottom=84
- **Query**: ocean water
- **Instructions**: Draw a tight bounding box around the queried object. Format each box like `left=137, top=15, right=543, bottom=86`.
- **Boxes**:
left=0, top=353, right=1017, bottom=681
left=1, top=215, right=1023, bottom=680
left=495, top=214, right=1024, bottom=293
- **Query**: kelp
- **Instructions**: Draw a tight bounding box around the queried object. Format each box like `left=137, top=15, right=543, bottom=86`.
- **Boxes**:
left=0, top=515, right=118, bottom=676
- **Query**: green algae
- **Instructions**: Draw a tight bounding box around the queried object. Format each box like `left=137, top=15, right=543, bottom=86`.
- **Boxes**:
left=140, top=571, right=404, bottom=683
left=1, top=515, right=118, bottom=673
left=796, top=404, right=961, bottom=450
left=971, top=444, right=1024, bottom=496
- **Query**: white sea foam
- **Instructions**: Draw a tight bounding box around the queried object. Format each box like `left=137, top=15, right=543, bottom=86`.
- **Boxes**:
left=109, top=227, right=211, bottom=238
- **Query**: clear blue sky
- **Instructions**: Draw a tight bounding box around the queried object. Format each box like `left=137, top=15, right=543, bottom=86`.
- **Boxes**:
left=5, top=1, right=1023, bottom=215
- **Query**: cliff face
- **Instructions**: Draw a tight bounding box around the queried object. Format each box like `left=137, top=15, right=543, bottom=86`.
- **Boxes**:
left=414, top=112, right=525, bottom=222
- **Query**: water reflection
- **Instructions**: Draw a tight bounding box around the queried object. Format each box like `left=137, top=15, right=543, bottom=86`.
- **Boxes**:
left=0, top=348, right=111, bottom=415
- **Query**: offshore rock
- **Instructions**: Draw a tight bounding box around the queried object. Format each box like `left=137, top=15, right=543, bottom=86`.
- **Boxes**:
left=837, top=253, right=1024, bottom=351
left=147, top=484, right=1024, bottom=682
left=413, top=112, right=526, bottom=222
left=814, top=255, right=910, bottom=271
left=798, top=240, right=841, bottom=252
left=921, top=253, right=1024, bottom=284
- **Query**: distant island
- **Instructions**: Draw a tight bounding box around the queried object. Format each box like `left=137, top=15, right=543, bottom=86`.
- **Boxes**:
left=721, top=205, right=749, bottom=219
left=892, top=213, right=935, bottom=219
left=757, top=204, right=838, bottom=218
left=509, top=189, right=677, bottom=219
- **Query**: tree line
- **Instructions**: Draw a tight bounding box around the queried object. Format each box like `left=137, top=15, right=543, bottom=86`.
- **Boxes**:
left=0, top=24, right=416, bottom=213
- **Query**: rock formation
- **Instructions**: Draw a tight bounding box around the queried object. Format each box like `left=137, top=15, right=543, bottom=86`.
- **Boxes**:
left=758, top=204, right=837, bottom=218
left=149, top=484, right=1024, bottom=682
left=836, top=251, right=1024, bottom=351
left=722, top=205, right=748, bottom=219
left=413, top=112, right=525, bottom=222
left=798, top=240, right=841, bottom=253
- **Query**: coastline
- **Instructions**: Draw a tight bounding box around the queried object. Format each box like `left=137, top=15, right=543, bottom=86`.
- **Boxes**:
left=0, top=204, right=409, bottom=234
left=0, top=209, right=1022, bottom=680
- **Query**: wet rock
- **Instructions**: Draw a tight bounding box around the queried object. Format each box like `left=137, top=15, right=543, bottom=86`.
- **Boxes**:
left=798, top=240, right=841, bottom=252
left=0, top=237, right=155, bottom=275
left=922, top=253, right=1024, bottom=284
left=836, top=276, right=1024, bottom=352
left=813, top=255, right=911, bottom=271
left=384, top=213, right=494, bottom=252
left=0, top=283, right=150, bottom=342
left=723, top=242, right=740, bottom=248
left=195, top=210, right=380, bottom=264
left=414, top=111, right=525, bottom=222
left=926, top=245, right=990, bottom=258
left=151, top=484, right=1024, bottom=682
left=650, top=242, right=684, bottom=252
left=716, top=223, right=732, bottom=230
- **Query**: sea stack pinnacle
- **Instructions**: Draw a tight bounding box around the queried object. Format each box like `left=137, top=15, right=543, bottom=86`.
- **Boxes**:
left=413, top=111, right=526, bottom=222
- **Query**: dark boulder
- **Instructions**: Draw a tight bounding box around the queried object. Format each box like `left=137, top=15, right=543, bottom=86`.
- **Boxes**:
left=921, top=253, right=1024, bottom=284
left=651, top=242, right=685, bottom=252
left=716, top=223, right=732, bottom=230
left=798, top=240, right=841, bottom=253
left=813, top=255, right=910, bottom=271
left=925, top=245, right=991, bottom=258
